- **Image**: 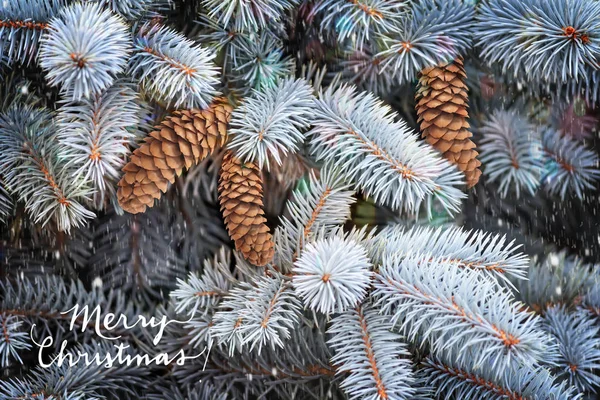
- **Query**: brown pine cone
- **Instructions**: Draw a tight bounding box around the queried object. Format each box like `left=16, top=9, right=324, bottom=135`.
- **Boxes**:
left=219, top=150, right=275, bottom=266
left=117, top=100, right=233, bottom=214
left=416, top=57, right=482, bottom=188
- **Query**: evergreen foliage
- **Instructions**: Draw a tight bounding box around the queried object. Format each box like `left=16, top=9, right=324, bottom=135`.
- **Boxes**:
left=228, top=78, right=315, bottom=169
left=202, top=0, right=299, bottom=31
left=0, top=342, right=150, bottom=399
left=0, top=0, right=67, bottom=65
left=90, top=207, right=187, bottom=305
left=374, top=255, right=549, bottom=368
left=129, top=23, right=220, bottom=108
left=0, top=180, right=14, bottom=222
left=316, top=0, right=406, bottom=47
left=228, top=31, right=294, bottom=91
left=477, top=108, right=600, bottom=200
left=422, top=350, right=579, bottom=400
left=309, top=84, right=465, bottom=213
left=38, top=2, right=132, bottom=100
left=476, top=0, right=600, bottom=82
left=514, top=252, right=598, bottom=313
left=0, top=104, right=95, bottom=231
left=369, top=224, right=529, bottom=283
left=541, top=127, right=600, bottom=199
left=542, top=306, right=600, bottom=393
left=328, top=304, right=416, bottom=400
left=89, top=0, right=163, bottom=20
left=211, top=274, right=301, bottom=354
left=273, top=168, right=356, bottom=270
left=2, top=0, right=600, bottom=399
left=0, top=314, right=31, bottom=368
left=478, top=110, right=543, bottom=198
left=378, top=0, right=474, bottom=84
left=293, top=235, right=372, bottom=314
left=56, top=79, right=148, bottom=210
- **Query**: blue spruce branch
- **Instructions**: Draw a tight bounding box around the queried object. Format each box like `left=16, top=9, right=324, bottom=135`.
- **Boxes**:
left=542, top=306, right=600, bottom=393
left=170, top=247, right=234, bottom=317
left=541, top=127, right=600, bottom=200
left=201, top=0, right=299, bottom=31
left=57, top=79, right=148, bottom=210
left=39, top=2, right=132, bottom=100
left=478, top=110, right=543, bottom=198
left=377, top=0, right=474, bottom=85
left=275, top=168, right=356, bottom=268
left=316, top=0, right=406, bottom=47
left=228, top=32, right=295, bottom=92
left=422, top=349, right=580, bottom=400
left=0, top=0, right=67, bottom=65
left=90, top=207, right=187, bottom=306
left=0, top=179, right=14, bottom=222
left=0, top=104, right=95, bottom=232
left=293, top=235, right=372, bottom=314
left=369, top=224, right=529, bottom=284
left=328, top=303, right=416, bottom=400
left=476, top=0, right=600, bottom=83
left=514, top=252, right=598, bottom=314
left=211, top=274, right=301, bottom=355
left=0, top=341, right=150, bottom=399
left=88, top=0, right=163, bottom=20
left=0, top=313, right=31, bottom=368
left=129, top=23, right=220, bottom=109
left=308, top=84, right=465, bottom=214
left=228, top=78, right=315, bottom=170
left=373, top=254, right=550, bottom=368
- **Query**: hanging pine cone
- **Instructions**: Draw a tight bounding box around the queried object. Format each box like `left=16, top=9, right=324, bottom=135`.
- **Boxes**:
left=219, top=150, right=275, bottom=266
left=117, top=100, right=233, bottom=214
left=416, top=57, right=481, bottom=188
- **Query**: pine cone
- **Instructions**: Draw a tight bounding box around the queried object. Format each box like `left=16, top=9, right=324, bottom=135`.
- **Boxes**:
left=416, top=57, right=481, bottom=188
left=117, top=100, right=233, bottom=214
left=219, top=150, right=275, bottom=266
